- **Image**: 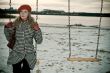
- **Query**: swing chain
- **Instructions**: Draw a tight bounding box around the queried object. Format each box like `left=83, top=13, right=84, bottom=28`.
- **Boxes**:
left=68, top=0, right=72, bottom=58
left=9, top=0, right=12, bottom=22
left=36, top=0, right=38, bottom=21
left=95, top=0, right=103, bottom=59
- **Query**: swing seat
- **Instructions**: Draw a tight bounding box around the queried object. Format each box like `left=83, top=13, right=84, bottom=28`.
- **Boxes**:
left=67, top=57, right=99, bottom=62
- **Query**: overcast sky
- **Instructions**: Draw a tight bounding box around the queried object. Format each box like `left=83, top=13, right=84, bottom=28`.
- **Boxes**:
left=0, top=0, right=110, bottom=13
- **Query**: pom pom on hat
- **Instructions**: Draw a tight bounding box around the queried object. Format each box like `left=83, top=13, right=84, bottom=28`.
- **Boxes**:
left=18, top=4, right=32, bottom=12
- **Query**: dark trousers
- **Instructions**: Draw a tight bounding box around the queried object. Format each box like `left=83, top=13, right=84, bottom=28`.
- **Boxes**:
left=12, top=58, right=30, bottom=73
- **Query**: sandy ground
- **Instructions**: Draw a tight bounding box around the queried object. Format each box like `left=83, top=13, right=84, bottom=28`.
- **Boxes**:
left=0, top=25, right=110, bottom=73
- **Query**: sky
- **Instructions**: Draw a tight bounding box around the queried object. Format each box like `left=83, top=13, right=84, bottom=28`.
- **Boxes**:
left=0, top=0, right=110, bottom=13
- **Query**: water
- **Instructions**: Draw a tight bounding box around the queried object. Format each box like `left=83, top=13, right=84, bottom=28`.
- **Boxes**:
left=0, top=15, right=110, bottom=28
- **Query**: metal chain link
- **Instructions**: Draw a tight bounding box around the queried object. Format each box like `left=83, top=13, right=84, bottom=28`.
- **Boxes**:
left=95, top=0, right=103, bottom=59
left=9, top=0, right=12, bottom=22
left=68, top=0, right=71, bottom=58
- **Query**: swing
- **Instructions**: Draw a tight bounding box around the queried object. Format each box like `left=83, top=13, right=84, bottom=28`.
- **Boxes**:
left=35, top=0, right=42, bottom=73
left=67, top=0, right=103, bottom=62
left=9, top=0, right=12, bottom=22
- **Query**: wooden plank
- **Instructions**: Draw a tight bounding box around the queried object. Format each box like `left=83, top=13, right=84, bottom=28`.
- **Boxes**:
left=67, top=57, right=99, bottom=62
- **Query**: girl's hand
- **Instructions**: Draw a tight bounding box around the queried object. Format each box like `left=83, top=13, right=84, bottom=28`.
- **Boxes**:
left=32, top=23, right=40, bottom=31
left=5, top=22, right=13, bottom=28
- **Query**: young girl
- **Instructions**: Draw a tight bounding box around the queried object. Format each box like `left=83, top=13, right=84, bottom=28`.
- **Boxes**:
left=4, top=4, right=43, bottom=73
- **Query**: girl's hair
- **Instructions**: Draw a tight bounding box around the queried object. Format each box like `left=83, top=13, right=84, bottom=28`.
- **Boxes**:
left=13, top=13, right=36, bottom=28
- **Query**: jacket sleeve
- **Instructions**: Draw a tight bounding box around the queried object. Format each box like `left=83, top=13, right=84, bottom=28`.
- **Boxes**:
left=4, top=22, right=14, bottom=41
left=33, top=23, right=43, bottom=44
left=33, top=29, right=43, bottom=44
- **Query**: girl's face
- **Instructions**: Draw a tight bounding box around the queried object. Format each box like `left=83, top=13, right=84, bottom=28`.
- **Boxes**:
left=20, top=9, right=29, bottom=21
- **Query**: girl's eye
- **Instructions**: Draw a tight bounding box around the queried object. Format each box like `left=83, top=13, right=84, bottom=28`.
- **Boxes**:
left=24, top=11, right=28, bottom=13
left=20, top=10, right=28, bottom=14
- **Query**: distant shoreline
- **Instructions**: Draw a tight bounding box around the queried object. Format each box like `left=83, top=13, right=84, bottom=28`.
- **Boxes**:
left=0, top=8, right=110, bottom=17
left=0, top=14, right=15, bottom=18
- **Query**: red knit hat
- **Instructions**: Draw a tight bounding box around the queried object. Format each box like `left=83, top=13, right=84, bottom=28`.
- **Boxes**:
left=18, top=4, right=32, bottom=12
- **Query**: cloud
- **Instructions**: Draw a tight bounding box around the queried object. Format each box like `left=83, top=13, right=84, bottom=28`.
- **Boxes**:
left=0, top=1, right=17, bottom=5
left=0, top=0, right=110, bottom=13
left=58, top=0, right=98, bottom=3
left=0, top=2, right=9, bottom=5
